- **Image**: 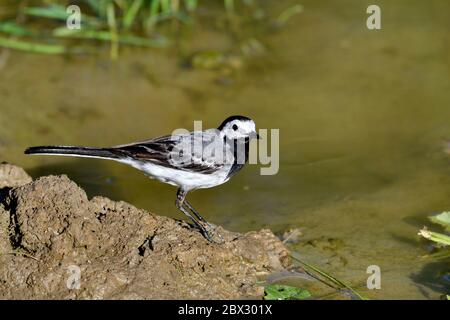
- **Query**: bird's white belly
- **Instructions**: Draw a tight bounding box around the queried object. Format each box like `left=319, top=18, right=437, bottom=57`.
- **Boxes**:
left=121, top=159, right=230, bottom=191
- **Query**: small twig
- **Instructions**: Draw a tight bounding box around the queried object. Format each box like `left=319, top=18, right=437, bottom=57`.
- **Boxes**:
left=2, top=250, right=40, bottom=262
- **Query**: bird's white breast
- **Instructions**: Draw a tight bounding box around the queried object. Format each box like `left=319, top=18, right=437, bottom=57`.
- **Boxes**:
left=120, top=158, right=231, bottom=191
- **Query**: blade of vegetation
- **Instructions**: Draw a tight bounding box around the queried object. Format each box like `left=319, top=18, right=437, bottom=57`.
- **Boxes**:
left=421, top=248, right=450, bottom=260
left=123, top=0, right=144, bottom=30
left=276, top=4, right=303, bottom=25
left=290, top=253, right=367, bottom=300
left=144, top=0, right=161, bottom=31
left=0, top=21, right=34, bottom=37
left=23, top=5, right=70, bottom=20
left=429, top=211, right=450, bottom=232
left=419, top=229, right=450, bottom=246
left=265, top=269, right=316, bottom=283
left=106, top=2, right=119, bottom=60
left=3, top=0, right=284, bottom=59
left=0, top=36, right=67, bottom=54
left=53, top=27, right=168, bottom=47
left=24, top=4, right=100, bottom=27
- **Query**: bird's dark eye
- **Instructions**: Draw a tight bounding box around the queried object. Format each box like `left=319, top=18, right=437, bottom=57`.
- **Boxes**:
left=232, top=124, right=238, bottom=131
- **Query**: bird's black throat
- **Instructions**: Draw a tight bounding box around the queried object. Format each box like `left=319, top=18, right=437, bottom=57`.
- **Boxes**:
left=226, top=137, right=250, bottom=179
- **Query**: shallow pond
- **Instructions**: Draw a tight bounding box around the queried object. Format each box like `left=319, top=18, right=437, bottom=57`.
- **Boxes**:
left=1, top=0, right=449, bottom=299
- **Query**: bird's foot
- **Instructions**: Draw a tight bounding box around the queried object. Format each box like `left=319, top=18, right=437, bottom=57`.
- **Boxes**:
left=200, top=222, right=225, bottom=244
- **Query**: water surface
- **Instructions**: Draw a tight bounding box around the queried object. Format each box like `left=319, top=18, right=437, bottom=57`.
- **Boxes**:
left=1, top=0, right=449, bottom=299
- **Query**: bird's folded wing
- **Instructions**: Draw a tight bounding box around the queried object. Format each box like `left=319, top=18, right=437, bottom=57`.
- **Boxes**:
left=110, top=131, right=232, bottom=174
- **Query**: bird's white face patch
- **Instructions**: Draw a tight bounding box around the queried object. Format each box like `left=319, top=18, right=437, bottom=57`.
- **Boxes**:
left=222, top=119, right=257, bottom=140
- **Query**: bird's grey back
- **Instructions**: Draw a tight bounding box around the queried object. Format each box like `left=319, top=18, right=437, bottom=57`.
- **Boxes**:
left=111, top=129, right=235, bottom=175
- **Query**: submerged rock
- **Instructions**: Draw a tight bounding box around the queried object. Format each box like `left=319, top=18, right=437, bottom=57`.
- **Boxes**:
left=0, top=166, right=290, bottom=299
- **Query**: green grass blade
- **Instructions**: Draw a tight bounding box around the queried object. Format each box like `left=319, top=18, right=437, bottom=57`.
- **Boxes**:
left=429, top=212, right=450, bottom=232
left=24, top=4, right=100, bottom=27
left=53, top=28, right=168, bottom=47
left=106, top=2, right=119, bottom=60
left=421, top=248, right=450, bottom=260
left=419, top=229, right=450, bottom=246
left=145, top=0, right=161, bottom=30
left=123, top=0, right=145, bottom=30
left=0, top=21, right=34, bottom=37
left=277, top=4, right=303, bottom=25
left=290, top=253, right=367, bottom=300
left=0, top=36, right=67, bottom=54
left=150, top=0, right=161, bottom=16
left=23, top=5, right=70, bottom=20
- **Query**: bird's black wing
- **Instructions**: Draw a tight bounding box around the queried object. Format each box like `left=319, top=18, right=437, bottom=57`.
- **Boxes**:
left=111, top=135, right=175, bottom=166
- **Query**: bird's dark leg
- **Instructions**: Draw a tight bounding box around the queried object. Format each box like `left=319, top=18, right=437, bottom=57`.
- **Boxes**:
left=184, top=199, right=224, bottom=243
left=176, top=188, right=213, bottom=242
left=184, top=199, right=208, bottom=223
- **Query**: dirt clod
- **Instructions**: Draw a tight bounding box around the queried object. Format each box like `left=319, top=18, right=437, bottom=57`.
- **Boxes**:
left=0, top=165, right=290, bottom=299
left=0, top=163, right=32, bottom=189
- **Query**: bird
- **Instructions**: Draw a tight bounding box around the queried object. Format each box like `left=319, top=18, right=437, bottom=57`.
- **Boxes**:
left=25, top=115, right=260, bottom=243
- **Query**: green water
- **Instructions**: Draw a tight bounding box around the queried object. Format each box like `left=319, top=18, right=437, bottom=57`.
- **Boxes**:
left=1, top=0, right=450, bottom=299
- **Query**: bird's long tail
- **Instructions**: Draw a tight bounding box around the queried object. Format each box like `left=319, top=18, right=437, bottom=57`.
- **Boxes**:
left=24, top=146, right=121, bottom=160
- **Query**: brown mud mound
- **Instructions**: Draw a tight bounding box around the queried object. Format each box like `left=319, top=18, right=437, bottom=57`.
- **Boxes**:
left=0, top=164, right=290, bottom=299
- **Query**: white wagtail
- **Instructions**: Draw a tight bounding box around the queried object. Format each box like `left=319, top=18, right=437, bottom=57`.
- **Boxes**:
left=25, top=115, right=260, bottom=242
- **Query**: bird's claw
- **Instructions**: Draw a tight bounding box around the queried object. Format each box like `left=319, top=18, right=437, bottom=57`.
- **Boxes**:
left=200, top=222, right=224, bottom=244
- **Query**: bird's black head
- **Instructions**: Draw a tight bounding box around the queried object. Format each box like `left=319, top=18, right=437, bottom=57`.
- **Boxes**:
left=218, top=115, right=260, bottom=140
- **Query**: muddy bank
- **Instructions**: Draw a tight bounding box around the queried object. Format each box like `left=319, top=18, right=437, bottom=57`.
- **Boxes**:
left=0, top=164, right=290, bottom=299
